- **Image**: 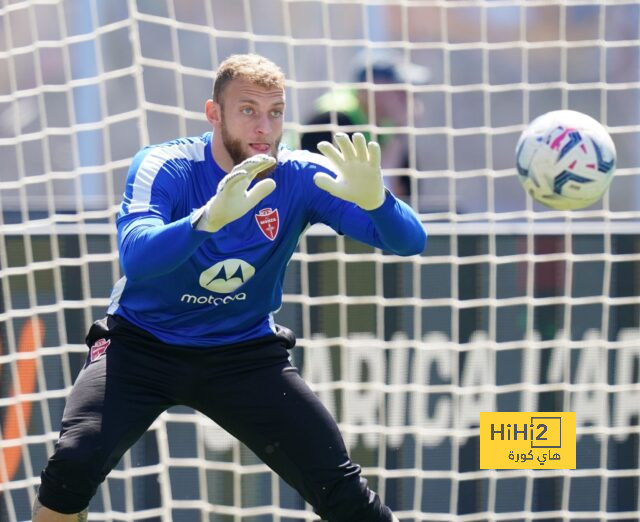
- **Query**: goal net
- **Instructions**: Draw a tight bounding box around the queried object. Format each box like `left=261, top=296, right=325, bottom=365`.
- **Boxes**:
left=1, top=0, right=639, bottom=521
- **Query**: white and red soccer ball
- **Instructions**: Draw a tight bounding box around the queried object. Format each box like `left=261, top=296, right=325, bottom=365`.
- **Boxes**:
left=515, top=110, right=616, bottom=210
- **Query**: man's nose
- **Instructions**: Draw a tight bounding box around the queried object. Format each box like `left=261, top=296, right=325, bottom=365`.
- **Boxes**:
left=255, top=113, right=272, bottom=135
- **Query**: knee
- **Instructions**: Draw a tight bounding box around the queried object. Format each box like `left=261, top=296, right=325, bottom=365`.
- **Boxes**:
left=316, top=476, right=393, bottom=522
left=38, top=441, right=105, bottom=514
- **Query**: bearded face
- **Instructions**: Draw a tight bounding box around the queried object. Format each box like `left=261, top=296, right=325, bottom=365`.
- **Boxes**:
left=219, top=103, right=282, bottom=168
left=219, top=112, right=248, bottom=166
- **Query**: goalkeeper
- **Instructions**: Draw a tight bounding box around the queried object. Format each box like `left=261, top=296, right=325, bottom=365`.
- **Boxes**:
left=33, top=54, right=426, bottom=522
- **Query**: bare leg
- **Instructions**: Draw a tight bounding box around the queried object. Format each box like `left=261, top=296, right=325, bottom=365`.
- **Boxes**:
left=32, top=497, right=88, bottom=521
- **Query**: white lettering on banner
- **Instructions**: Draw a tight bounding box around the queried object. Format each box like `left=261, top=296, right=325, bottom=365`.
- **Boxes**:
left=519, top=330, right=542, bottom=413
left=613, top=329, right=640, bottom=440
left=458, top=331, right=495, bottom=443
left=572, top=329, right=607, bottom=429
left=411, top=332, right=453, bottom=446
left=387, top=332, right=412, bottom=447
left=200, top=327, right=640, bottom=453
left=546, top=329, right=568, bottom=384
left=300, top=336, right=335, bottom=415
left=344, top=338, right=384, bottom=448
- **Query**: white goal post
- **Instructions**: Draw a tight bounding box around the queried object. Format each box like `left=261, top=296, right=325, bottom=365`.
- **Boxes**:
left=1, top=1, right=639, bottom=521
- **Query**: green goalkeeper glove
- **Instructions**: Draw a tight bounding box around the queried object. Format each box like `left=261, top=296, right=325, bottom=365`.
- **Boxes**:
left=192, top=154, right=276, bottom=232
left=314, top=132, right=386, bottom=211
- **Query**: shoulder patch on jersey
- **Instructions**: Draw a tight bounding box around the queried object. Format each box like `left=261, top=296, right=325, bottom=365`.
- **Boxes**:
left=129, top=140, right=207, bottom=213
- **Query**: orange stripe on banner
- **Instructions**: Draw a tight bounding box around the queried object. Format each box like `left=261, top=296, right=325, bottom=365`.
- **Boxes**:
left=0, top=318, right=43, bottom=483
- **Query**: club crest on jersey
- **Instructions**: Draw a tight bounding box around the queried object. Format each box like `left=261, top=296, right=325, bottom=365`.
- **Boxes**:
left=90, top=338, right=110, bottom=362
left=255, top=207, right=279, bottom=241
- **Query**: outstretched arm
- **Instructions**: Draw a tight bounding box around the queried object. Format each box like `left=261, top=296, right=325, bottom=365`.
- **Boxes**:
left=119, top=154, right=276, bottom=281
left=314, top=133, right=386, bottom=211
left=118, top=215, right=209, bottom=281
left=347, top=190, right=427, bottom=256
left=313, top=133, right=426, bottom=256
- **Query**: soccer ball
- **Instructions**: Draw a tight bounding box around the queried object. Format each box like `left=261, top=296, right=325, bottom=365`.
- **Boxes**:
left=515, top=110, right=616, bottom=210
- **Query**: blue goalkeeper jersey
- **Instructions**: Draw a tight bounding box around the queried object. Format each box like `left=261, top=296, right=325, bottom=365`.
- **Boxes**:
left=107, top=132, right=426, bottom=347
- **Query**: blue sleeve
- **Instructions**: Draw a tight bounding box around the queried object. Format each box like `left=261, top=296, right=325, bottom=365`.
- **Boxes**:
left=303, top=158, right=426, bottom=256
left=117, top=215, right=210, bottom=281
left=116, top=146, right=211, bottom=281
left=338, top=191, right=427, bottom=256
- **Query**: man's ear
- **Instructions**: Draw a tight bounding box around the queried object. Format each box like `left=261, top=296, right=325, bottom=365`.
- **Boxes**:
left=205, top=99, right=221, bottom=126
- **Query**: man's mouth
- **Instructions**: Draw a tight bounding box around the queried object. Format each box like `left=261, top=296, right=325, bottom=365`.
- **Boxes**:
left=250, top=143, right=271, bottom=153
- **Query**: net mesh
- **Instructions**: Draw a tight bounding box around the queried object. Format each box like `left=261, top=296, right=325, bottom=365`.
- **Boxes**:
left=0, top=0, right=639, bottom=521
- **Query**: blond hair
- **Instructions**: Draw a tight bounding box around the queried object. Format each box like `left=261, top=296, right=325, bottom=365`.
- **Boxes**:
left=213, top=54, right=285, bottom=102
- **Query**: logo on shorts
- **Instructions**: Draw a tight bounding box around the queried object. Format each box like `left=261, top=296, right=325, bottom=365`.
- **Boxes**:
left=255, top=207, right=279, bottom=240
left=199, top=259, right=255, bottom=293
left=90, top=338, right=110, bottom=362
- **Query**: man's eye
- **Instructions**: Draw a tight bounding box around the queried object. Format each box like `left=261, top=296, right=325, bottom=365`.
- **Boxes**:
left=241, top=107, right=254, bottom=115
left=271, top=110, right=283, bottom=118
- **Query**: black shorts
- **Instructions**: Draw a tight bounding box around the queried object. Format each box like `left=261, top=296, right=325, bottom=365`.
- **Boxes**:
left=38, top=316, right=387, bottom=520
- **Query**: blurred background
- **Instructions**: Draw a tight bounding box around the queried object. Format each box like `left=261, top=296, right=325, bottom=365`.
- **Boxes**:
left=0, top=1, right=639, bottom=521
